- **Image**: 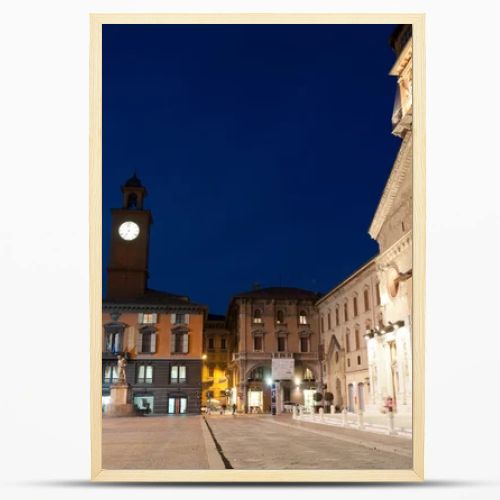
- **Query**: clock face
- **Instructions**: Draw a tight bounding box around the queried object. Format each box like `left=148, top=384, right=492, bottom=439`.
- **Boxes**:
left=118, top=221, right=140, bottom=241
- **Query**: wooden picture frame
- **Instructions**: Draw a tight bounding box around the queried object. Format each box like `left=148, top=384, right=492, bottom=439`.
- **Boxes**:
left=90, top=13, right=425, bottom=482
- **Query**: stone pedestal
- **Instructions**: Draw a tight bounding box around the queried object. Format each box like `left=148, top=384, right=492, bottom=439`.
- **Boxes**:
left=104, top=383, right=136, bottom=417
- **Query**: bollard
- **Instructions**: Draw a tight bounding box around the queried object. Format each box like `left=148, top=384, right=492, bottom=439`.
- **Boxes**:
left=342, top=408, right=348, bottom=427
left=387, top=411, right=397, bottom=435
left=358, top=410, right=365, bottom=430
left=319, top=407, right=324, bottom=420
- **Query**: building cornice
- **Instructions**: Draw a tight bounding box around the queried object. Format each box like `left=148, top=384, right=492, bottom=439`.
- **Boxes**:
left=368, top=133, right=412, bottom=240
left=376, top=231, right=413, bottom=268
left=389, top=38, right=412, bottom=77
left=103, top=303, right=207, bottom=314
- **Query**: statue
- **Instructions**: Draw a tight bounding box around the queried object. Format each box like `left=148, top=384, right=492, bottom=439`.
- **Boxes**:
left=116, top=354, right=127, bottom=384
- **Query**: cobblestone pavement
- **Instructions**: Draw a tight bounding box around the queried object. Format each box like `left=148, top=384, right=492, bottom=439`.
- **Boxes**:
left=205, top=414, right=412, bottom=470
left=102, top=415, right=212, bottom=469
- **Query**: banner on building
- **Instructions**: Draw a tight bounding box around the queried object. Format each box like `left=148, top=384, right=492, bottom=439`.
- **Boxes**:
left=272, top=358, right=295, bottom=380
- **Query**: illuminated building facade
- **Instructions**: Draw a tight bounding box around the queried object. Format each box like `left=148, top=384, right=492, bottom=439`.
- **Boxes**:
left=227, top=287, right=322, bottom=413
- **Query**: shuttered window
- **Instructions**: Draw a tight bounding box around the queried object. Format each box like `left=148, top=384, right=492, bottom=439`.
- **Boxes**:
left=172, top=332, right=189, bottom=354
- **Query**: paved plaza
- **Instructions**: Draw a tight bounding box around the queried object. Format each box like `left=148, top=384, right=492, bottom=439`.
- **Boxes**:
left=102, top=414, right=412, bottom=470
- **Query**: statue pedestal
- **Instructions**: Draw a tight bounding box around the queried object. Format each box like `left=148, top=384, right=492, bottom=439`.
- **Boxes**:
left=104, top=383, right=135, bottom=417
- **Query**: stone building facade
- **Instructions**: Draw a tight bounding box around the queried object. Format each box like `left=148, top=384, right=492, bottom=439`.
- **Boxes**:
left=366, top=24, right=413, bottom=415
left=319, top=25, right=413, bottom=416
left=227, top=287, right=321, bottom=413
left=317, top=260, right=382, bottom=413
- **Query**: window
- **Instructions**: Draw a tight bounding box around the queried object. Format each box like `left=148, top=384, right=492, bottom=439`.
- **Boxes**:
left=357, top=355, right=361, bottom=365
left=353, top=296, right=358, bottom=317
left=320, top=316, right=324, bottom=333
left=347, top=358, right=351, bottom=368
left=335, top=351, right=339, bottom=363
left=304, top=368, right=314, bottom=380
left=138, top=328, right=156, bottom=354
left=299, top=311, right=307, bottom=324
left=139, top=313, right=157, bottom=324
left=253, top=309, right=263, bottom=324
left=277, top=336, right=286, bottom=352
left=276, top=310, right=284, bottom=324
left=137, top=364, right=153, bottom=384
left=345, top=329, right=351, bottom=352
left=253, top=336, right=263, bottom=352
left=141, top=331, right=152, bottom=353
left=220, top=337, right=226, bottom=350
left=355, top=326, right=360, bottom=351
left=172, top=331, right=189, bottom=354
left=376, top=283, right=381, bottom=305
left=170, top=365, right=186, bottom=383
left=105, top=327, right=123, bottom=353
left=327, top=312, right=331, bottom=330
left=134, top=395, right=154, bottom=412
left=103, top=364, right=118, bottom=384
left=300, top=336, right=309, bottom=353
left=335, top=307, right=340, bottom=326
left=208, top=337, right=215, bottom=350
left=174, top=313, right=186, bottom=324
left=364, top=288, right=370, bottom=311
left=344, top=302, right=348, bottom=322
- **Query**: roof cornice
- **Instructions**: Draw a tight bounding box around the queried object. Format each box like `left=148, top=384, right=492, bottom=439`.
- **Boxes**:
left=368, top=133, right=412, bottom=240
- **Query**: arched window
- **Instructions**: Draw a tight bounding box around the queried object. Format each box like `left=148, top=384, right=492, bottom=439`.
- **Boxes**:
left=345, top=328, right=351, bottom=352
left=375, top=282, right=381, bottom=305
left=299, top=311, right=308, bottom=325
left=344, top=302, right=349, bottom=322
left=364, top=288, right=370, bottom=311
left=335, top=306, right=340, bottom=326
left=304, top=368, right=314, bottom=380
left=353, top=295, right=358, bottom=317
left=126, top=192, right=138, bottom=209
left=327, top=311, right=331, bottom=330
left=335, top=351, right=339, bottom=363
left=355, top=326, right=360, bottom=350
left=320, top=315, right=324, bottom=333
left=253, top=309, right=263, bottom=324
left=276, top=310, right=284, bottom=324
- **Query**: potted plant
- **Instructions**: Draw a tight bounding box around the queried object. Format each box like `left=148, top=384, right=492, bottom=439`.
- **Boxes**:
left=312, top=392, right=323, bottom=413
left=324, top=392, right=334, bottom=413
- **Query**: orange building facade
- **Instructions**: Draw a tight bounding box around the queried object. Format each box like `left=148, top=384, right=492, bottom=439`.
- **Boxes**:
left=102, top=175, right=206, bottom=415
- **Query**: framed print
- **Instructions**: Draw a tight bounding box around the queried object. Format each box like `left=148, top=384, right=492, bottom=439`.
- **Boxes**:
left=90, top=13, right=425, bottom=482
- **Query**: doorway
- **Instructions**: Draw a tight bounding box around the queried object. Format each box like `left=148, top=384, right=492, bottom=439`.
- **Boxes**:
left=168, top=396, right=187, bottom=414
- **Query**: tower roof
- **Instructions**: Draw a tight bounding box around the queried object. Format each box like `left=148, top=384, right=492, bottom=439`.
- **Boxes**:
left=124, top=173, right=143, bottom=188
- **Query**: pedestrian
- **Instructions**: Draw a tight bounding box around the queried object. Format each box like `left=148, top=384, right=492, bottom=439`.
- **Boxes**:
left=232, top=403, right=237, bottom=415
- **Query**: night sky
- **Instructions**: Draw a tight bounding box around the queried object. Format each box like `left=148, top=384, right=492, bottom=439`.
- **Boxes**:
left=103, top=24, right=401, bottom=314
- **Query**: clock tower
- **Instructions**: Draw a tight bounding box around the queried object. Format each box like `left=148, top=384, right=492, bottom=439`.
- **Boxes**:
left=106, top=174, right=152, bottom=299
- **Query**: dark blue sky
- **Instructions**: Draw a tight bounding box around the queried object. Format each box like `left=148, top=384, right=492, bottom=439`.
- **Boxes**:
left=103, top=24, right=401, bottom=314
